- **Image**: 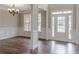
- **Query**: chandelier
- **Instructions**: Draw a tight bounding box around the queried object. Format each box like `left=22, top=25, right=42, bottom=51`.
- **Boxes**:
left=8, top=4, right=19, bottom=16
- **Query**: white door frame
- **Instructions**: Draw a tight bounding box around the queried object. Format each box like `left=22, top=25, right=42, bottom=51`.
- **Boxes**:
left=51, top=13, right=73, bottom=42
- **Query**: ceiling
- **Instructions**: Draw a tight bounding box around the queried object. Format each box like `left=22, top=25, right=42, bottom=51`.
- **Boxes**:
left=49, top=4, right=74, bottom=11
left=0, top=4, right=79, bottom=13
left=0, top=4, right=30, bottom=12
left=0, top=4, right=48, bottom=12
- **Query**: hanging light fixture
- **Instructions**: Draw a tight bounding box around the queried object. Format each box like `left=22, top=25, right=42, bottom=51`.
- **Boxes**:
left=8, top=4, right=19, bottom=16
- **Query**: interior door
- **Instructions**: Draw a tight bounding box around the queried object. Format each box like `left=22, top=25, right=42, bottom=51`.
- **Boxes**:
left=54, top=14, right=69, bottom=41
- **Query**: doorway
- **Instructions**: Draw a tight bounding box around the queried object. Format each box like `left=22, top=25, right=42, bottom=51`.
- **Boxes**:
left=52, top=11, right=72, bottom=42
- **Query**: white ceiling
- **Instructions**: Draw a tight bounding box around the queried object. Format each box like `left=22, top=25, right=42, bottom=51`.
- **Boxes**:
left=49, top=4, right=74, bottom=11
left=0, top=4, right=31, bottom=11
left=0, top=4, right=48, bottom=12
left=1, top=4, right=79, bottom=13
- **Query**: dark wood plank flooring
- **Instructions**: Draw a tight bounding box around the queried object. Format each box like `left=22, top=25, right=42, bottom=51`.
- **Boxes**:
left=0, top=37, right=79, bottom=54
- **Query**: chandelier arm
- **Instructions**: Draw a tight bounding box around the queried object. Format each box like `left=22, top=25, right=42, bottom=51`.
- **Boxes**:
left=8, top=4, right=19, bottom=16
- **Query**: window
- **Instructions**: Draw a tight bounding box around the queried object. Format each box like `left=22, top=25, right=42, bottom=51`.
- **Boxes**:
left=69, top=15, right=72, bottom=39
left=24, top=13, right=41, bottom=32
left=52, top=16, right=54, bottom=37
left=52, top=11, right=72, bottom=15
left=38, top=13, right=41, bottom=32
left=52, top=10, right=72, bottom=39
left=24, top=14, right=31, bottom=31
left=57, top=16, right=65, bottom=32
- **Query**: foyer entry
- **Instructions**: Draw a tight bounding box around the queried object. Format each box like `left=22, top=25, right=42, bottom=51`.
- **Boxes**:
left=52, top=11, right=72, bottom=42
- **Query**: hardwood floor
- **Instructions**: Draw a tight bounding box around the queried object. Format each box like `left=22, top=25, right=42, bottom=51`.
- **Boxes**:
left=0, top=37, right=79, bottom=54
left=39, top=40, right=79, bottom=54
left=0, top=37, right=30, bottom=54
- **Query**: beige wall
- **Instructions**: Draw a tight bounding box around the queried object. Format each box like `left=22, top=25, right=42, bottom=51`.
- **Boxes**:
left=0, top=9, right=18, bottom=40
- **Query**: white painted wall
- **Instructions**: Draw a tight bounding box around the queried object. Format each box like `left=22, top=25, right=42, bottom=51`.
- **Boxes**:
left=17, top=4, right=48, bottom=40
left=18, top=13, right=31, bottom=37
left=38, top=4, right=48, bottom=11
left=49, top=4, right=79, bottom=44
left=0, top=9, right=18, bottom=40
left=18, top=4, right=79, bottom=45
left=39, top=10, right=46, bottom=39
left=18, top=4, right=75, bottom=41
left=48, top=4, right=76, bottom=42
left=74, top=5, right=79, bottom=45
left=0, top=4, right=79, bottom=44
left=18, top=10, right=47, bottom=39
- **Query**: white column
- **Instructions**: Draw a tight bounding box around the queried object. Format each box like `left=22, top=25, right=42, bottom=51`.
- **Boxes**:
left=30, top=4, right=38, bottom=53
left=41, top=10, right=46, bottom=38
left=73, top=4, right=77, bottom=30
left=72, top=4, right=76, bottom=42
left=76, top=5, right=79, bottom=44
left=72, top=4, right=79, bottom=44
left=46, top=7, right=49, bottom=40
left=46, top=5, right=52, bottom=40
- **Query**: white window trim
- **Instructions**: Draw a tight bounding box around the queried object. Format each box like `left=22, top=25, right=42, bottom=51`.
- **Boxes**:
left=24, top=13, right=41, bottom=32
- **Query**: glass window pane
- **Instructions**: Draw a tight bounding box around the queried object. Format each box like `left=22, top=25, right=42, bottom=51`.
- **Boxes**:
left=57, top=16, right=65, bottom=32
left=52, top=16, right=54, bottom=37
left=69, top=15, right=72, bottom=39
left=38, top=13, right=41, bottom=32
left=24, top=14, right=31, bottom=31
left=52, top=11, right=72, bottom=15
left=24, top=13, right=41, bottom=32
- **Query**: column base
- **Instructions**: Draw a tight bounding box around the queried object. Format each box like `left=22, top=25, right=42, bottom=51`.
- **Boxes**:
left=30, top=47, right=38, bottom=54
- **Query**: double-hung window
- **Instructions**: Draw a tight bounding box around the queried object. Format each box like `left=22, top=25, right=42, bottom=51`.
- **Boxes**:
left=24, top=13, right=41, bottom=32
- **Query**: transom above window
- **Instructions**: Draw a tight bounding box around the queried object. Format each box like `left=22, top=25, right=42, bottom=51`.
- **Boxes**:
left=52, top=11, right=72, bottom=15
